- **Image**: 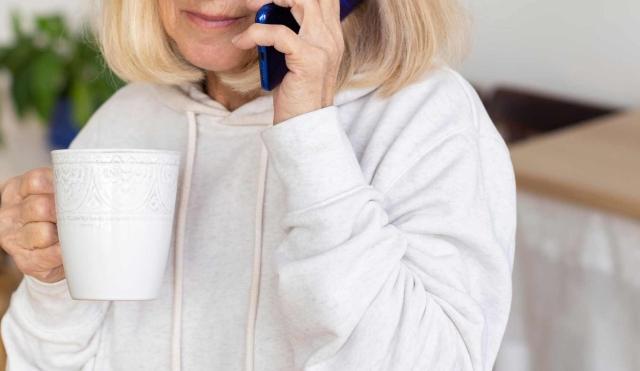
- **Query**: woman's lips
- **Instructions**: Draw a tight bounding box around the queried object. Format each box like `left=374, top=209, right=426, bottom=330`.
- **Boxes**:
left=184, top=10, right=245, bottom=29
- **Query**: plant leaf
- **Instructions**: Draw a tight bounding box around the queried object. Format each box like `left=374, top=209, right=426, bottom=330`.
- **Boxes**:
left=10, top=11, right=25, bottom=41
left=10, top=67, right=31, bottom=118
left=70, top=79, right=92, bottom=127
left=2, top=15, right=124, bottom=134
left=35, top=14, right=69, bottom=40
left=29, top=50, right=65, bottom=122
left=1, top=36, right=35, bottom=73
left=0, top=97, right=4, bottom=145
left=0, top=46, right=9, bottom=66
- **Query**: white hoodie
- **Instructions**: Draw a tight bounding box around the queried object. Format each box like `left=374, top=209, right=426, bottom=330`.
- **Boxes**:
left=0, top=65, right=516, bottom=371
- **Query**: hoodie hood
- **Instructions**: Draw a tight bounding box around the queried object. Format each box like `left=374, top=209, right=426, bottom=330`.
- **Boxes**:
left=154, top=77, right=380, bottom=371
left=151, top=79, right=380, bottom=125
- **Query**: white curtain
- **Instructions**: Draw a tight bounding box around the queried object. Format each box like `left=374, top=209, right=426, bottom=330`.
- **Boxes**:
left=495, top=191, right=640, bottom=371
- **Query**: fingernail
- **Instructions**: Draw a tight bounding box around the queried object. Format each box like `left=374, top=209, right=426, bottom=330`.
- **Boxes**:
left=231, top=34, right=240, bottom=44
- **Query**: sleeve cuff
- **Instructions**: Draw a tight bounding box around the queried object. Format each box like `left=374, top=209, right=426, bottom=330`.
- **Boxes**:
left=260, top=105, right=368, bottom=212
left=24, top=275, right=71, bottom=296
left=9, top=275, right=109, bottom=335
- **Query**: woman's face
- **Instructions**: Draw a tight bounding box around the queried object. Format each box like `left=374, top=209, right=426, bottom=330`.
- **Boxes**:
left=159, top=0, right=256, bottom=73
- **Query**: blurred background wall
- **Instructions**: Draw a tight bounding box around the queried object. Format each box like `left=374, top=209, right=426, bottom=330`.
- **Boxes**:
left=460, top=0, right=640, bottom=108
left=0, top=0, right=90, bottom=42
left=2, top=0, right=639, bottom=107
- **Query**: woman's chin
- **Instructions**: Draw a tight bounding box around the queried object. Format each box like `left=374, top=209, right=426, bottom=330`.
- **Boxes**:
left=181, top=48, right=251, bottom=74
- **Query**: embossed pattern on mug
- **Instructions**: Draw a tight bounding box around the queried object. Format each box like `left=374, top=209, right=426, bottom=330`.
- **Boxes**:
left=52, top=151, right=180, bottom=227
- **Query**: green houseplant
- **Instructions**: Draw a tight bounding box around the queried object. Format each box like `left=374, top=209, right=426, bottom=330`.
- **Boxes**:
left=0, top=12, right=124, bottom=147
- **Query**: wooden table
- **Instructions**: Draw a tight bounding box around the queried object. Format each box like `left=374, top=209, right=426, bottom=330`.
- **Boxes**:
left=496, top=110, right=640, bottom=371
left=0, top=263, right=22, bottom=369
left=508, top=110, right=640, bottom=219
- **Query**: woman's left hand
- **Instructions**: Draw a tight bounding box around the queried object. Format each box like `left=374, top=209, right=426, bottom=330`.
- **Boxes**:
left=232, top=0, right=345, bottom=124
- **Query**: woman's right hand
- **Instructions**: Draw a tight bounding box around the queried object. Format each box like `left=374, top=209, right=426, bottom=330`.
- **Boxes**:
left=0, top=167, right=64, bottom=283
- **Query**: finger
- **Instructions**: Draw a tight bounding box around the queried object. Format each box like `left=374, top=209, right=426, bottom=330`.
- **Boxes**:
left=28, top=243, right=64, bottom=271
left=319, top=0, right=343, bottom=51
left=13, top=243, right=64, bottom=277
left=0, top=204, right=20, bottom=237
left=318, top=0, right=341, bottom=28
left=233, top=23, right=304, bottom=54
left=248, top=0, right=304, bottom=26
left=248, top=0, right=324, bottom=33
left=294, top=0, right=325, bottom=35
left=20, top=194, right=57, bottom=224
left=319, top=0, right=341, bottom=23
left=0, top=176, right=23, bottom=206
left=27, top=265, right=66, bottom=285
left=17, top=222, right=59, bottom=250
left=18, top=167, right=54, bottom=199
left=0, top=178, right=9, bottom=202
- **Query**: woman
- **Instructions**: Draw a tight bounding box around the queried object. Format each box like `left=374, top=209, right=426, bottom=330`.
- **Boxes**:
left=0, top=0, right=516, bottom=370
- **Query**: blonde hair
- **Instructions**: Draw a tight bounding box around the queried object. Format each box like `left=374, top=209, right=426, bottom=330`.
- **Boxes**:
left=98, top=0, right=470, bottom=98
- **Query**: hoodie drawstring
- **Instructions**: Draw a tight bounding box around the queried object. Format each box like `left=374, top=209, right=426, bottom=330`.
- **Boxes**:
left=244, top=139, right=269, bottom=371
left=171, top=110, right=271, bottom=371
left=171, top=111, right=198, bottom=371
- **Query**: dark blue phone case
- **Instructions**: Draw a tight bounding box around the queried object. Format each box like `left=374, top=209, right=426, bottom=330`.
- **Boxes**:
left=256, top=0, right=363, bottom=91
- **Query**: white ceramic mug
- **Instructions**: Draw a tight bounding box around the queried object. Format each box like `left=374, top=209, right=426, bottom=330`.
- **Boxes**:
left=50, top=149, right=181, bottom=300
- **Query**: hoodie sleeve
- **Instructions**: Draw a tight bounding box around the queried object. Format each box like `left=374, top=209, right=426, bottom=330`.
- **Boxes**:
left=1, top=105, right=111, bottom=370
left=258, top=93, right=516, bottom=370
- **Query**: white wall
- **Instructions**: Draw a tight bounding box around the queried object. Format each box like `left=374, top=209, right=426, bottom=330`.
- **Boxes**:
left=0, top=0, right=91, bottom=43
left=460, top=0, right=640, bottom=108
left=1, top=0, right=638, bottom=107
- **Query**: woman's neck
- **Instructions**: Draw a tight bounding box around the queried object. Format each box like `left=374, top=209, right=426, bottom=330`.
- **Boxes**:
left=204, top=72, right=259, bottom=112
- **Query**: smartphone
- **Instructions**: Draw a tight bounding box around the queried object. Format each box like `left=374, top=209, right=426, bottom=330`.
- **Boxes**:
left=255, top=0, right=364, bottom=91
